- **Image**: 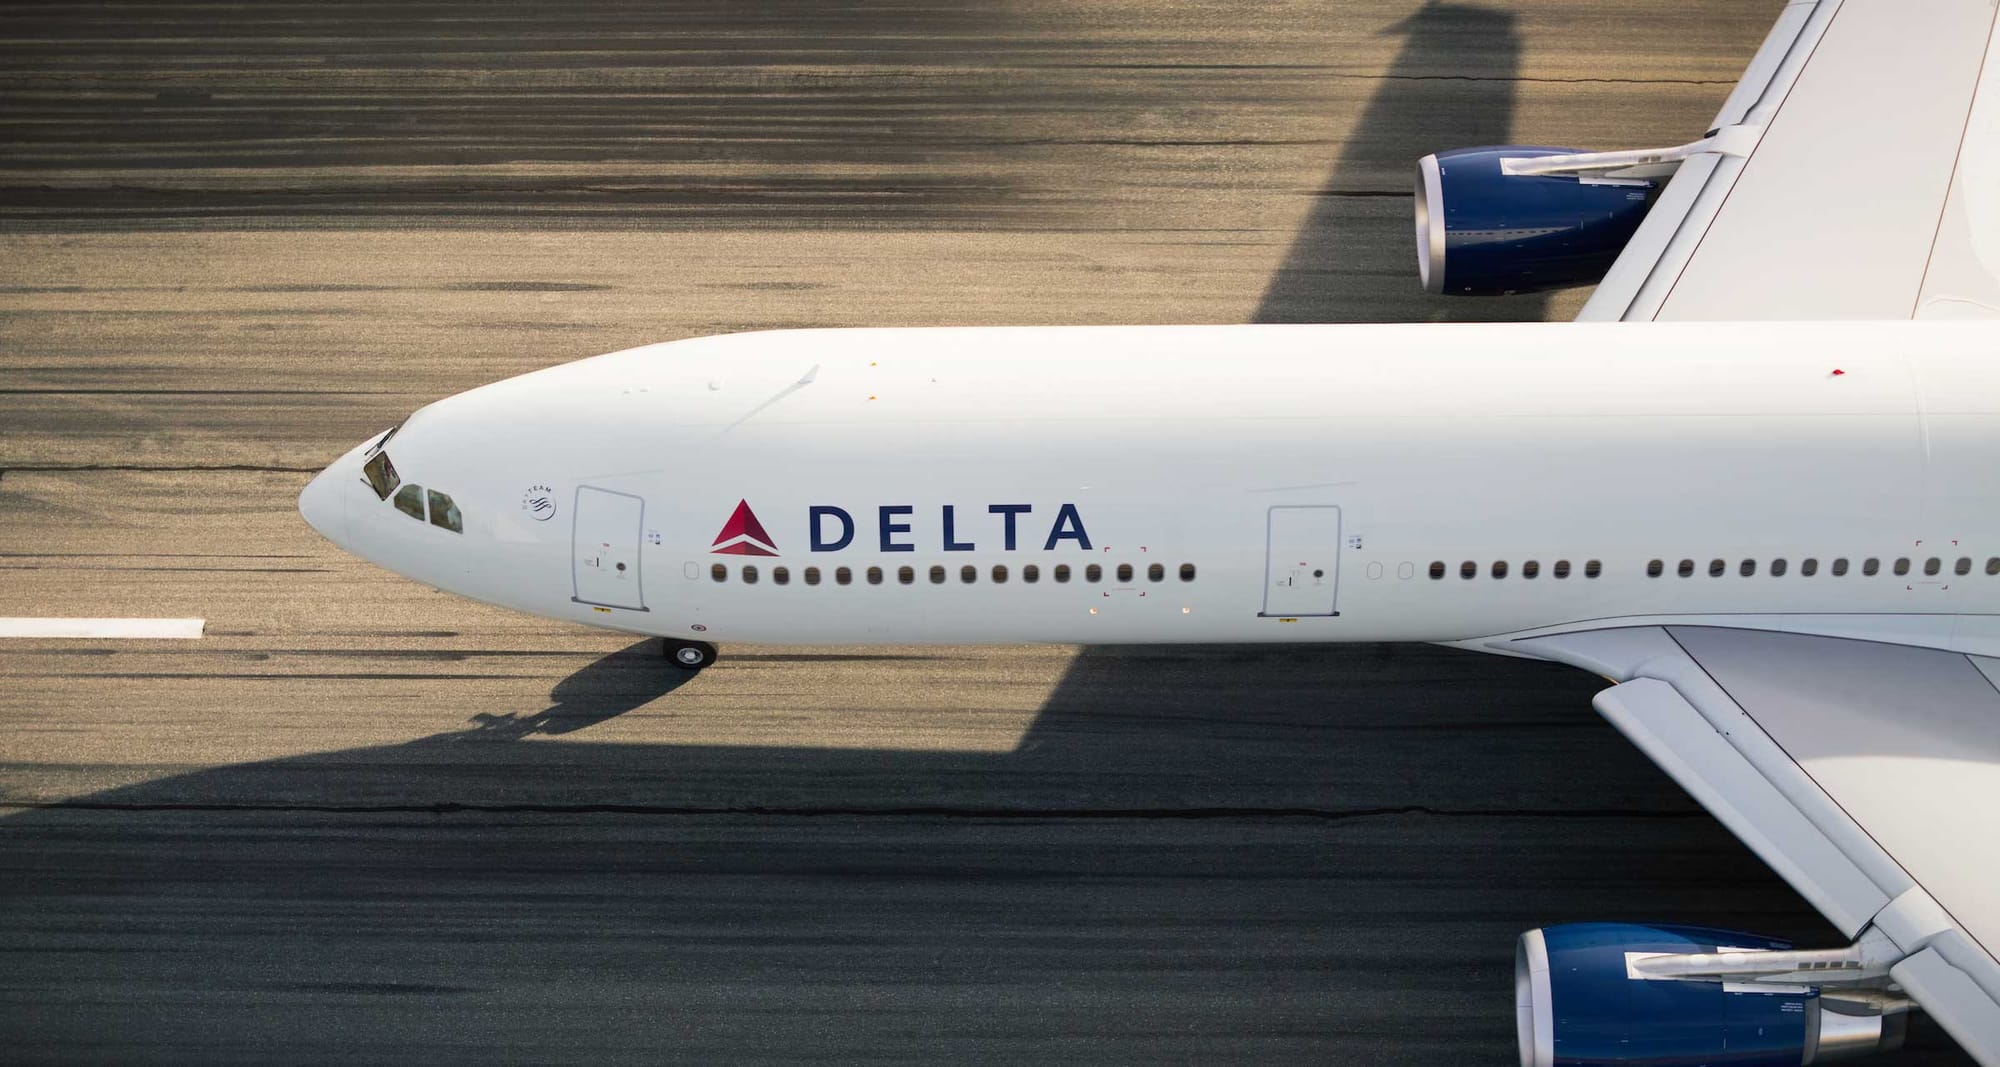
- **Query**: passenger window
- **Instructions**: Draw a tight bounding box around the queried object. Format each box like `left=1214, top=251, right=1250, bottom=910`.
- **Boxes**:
left=393, top=483, right=426, bottom=520
left=1491, top=561, right=1508, bottom=579
left=1863, top=558, right=1880, bottom=576
left=866, top=566, right=883, bottom=585
left=897, top=566, right=914, bottom=585
left=1116, top=563, right=1133, bottom=583
left=930, top=565, right=946, bottom=584
left=1522, top=560, right=1539, bottom=580
left=1801, top=558, right=1818, bottom=576
left=1893, top=558, right=1910, bottom=576
left=993, top=565, right=1009, bottom=584
left=1584, top=559, right=1601, bottom=579
left=426, top=489, right=461, bottom=532
left=805, top=566, right=821, bottom=586
left=1553, top=560, right=1571, bottom=579
left=1054, top=564, right=1072, bottom=583
left=836, top=566, right=853, bottom=586
left=1646, top=560, right=1663, bottom=578
left=711, top=563, right=727, bottom=583
left=1770, top=559, right=1787, bottom=577
left=1179, top=563, right=1196, bottom=582
left=1955, top=557, right=1972, bottom=576
left=1024, top=565, right=1040, bottom=583
left=774, top=566, right=790, bottom=586
left=1989, top=557, right=2000, bottom=576
left=1923, top=557, right=1940, bottom=576
left=362, top=451, right=400, bottom=500
left=1708, top=559, right=1725, bottom=577
left=1148, top=563, right=1164, bottom=582
left=742, top=565, right=759, bottom=584
left=1833, top=558, right=1850, bottom=576
left=1678, top=559, right=1694, bottom=578
left=1429, top=562, right=1445, bottom=579
left=1086, top=564, right=1103, bottom=583
left=1739, top=559, right=1756, bottom=577
left=1460, top=561, right=1476, bottom=580
left=961, top=565, right=977, bottom=584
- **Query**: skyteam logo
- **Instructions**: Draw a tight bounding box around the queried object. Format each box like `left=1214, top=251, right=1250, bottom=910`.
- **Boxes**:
left=520, top=484, right=556, bottom=522
left=711, top=499, right=779, bottom=557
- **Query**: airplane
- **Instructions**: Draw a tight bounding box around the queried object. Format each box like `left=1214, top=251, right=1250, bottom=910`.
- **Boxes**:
left=299, top=1, right=2000, bottom=1063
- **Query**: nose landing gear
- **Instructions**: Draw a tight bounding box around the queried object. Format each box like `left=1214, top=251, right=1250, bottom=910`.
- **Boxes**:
left=663, top=638, right=718, bottom=671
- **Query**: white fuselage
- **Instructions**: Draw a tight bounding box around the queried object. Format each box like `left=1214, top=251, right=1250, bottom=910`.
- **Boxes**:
left=299, top=322, right=2000, bottom=656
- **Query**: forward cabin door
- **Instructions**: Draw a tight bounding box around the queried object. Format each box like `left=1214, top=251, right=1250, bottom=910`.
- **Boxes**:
left=573, top=486, right=647, bottom=611
left=1260, top=506, right=1341, bottom=617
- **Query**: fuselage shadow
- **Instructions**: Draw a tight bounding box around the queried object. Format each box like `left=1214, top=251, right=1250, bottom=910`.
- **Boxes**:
left=5, top=641, right=1970, bottom=1062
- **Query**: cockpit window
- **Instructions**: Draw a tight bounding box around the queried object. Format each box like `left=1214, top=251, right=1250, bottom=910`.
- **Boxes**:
left=363, top=450, right=401, bottom=500
left=427, top=489, right=462, bottom=533
left=393, top=483, right=426, bottom=520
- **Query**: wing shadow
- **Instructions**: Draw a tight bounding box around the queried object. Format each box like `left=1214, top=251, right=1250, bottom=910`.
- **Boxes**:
left=1254, top=2, right=1554, bottom=323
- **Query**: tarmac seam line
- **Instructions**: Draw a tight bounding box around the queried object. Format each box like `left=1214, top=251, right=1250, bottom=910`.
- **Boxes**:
left=0, top=801, right=1708, bottom=821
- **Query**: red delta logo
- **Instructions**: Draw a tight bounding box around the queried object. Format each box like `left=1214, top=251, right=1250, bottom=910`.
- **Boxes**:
left=711, top=499, right=779, bottom=557
left=710, top=498, right=1095, bottom=557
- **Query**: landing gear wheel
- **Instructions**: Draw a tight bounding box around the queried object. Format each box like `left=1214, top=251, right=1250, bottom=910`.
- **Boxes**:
left=664, top=638, right=717, bottom=671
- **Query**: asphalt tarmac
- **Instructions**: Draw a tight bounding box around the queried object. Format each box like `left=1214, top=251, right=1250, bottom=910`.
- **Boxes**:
left=0, top=1, right=1975, bottom=1063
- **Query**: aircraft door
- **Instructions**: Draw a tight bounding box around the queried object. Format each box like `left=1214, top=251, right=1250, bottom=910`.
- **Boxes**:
left=1260, top=505, right=1340, bottom=617
left=572, top=486, right=647, bottom=611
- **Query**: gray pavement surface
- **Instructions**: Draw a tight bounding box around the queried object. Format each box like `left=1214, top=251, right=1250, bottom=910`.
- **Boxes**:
left=0, top=1, right=1974, bottom=1062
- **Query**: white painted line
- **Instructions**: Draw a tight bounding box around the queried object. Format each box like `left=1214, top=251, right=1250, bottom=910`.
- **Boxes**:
left=0, top=618, right=205, bottom=639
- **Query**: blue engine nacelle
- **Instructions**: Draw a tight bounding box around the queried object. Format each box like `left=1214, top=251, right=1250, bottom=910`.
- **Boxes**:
left=1516, top=923, right=1905, bottom=1067
left=1416, top=146, right=1659, bottom=295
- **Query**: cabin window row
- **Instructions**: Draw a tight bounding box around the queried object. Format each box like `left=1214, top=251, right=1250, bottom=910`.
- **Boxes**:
left=710, top=561, right=1199, bottom=586
left=1644, top=556, right=2000, bottom=579
left=1425, top=555, right=2000, bottom=582
left=1428, top=559, right=1600, bottom=581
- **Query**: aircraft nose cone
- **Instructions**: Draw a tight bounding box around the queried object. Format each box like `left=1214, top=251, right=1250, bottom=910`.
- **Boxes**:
left=298, top=463, right=349, bottom=545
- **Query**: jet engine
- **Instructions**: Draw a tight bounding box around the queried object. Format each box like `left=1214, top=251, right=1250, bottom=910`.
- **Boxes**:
left=1516, top=923, right=1907, bottom=1067
left=1414, top=146, right=1659, bottom=296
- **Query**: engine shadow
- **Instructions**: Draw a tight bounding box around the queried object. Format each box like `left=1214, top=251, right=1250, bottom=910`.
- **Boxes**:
left=1253, top=2, right=1554, bottom=323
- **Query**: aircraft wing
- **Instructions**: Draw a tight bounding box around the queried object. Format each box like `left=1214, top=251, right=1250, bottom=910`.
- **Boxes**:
left=1502, top=626, right=2000, bottom=1062
left=1578, top=0, right=2000, bottom=321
